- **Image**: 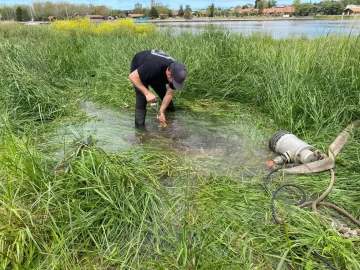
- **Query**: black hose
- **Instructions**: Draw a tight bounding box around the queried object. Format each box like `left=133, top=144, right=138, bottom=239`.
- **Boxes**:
left=263, top=167, right=282, bottom=184
left=270, top=183, right=307, bottom=224
left=312, top=251, right=338, bottom=270
left=263, top=164, right=300, bottom=184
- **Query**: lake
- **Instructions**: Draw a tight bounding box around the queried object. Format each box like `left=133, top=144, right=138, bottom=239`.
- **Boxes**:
left=153, top=19, right=360, bottom=39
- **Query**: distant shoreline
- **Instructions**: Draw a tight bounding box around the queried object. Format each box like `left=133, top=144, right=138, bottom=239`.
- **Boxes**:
left=144, top=16, right=360, bottom=23
left=148, top=17, right=316, bottom=23
left=2, top=15, right=358, bottom=26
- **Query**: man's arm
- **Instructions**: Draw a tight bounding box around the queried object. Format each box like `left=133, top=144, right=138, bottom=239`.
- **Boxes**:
left=128, top=70, right=156, bottom=103
left=157, top=87, right=175, bottom=122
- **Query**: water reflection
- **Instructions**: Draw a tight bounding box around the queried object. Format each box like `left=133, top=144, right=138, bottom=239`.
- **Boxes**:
left=155, top=19, right=360, bottom=39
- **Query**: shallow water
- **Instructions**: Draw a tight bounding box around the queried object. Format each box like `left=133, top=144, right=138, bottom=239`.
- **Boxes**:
left=51, top=101, right=274, bottom=177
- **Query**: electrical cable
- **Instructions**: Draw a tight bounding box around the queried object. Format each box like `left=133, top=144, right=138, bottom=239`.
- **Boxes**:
left=312, top=251, right=338, bottom=270
left=270, top=183, right=307, bottom=224
left=263, top=168, right=340, bottom=270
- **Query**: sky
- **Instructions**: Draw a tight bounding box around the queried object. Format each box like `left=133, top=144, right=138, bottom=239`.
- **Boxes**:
left=2, top=0, right=294, bottom=10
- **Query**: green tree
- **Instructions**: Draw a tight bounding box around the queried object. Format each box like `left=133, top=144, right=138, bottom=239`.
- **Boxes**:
left=209, top=3, right=215, bottom=17
left=267, top=0, right=277, bottom=8
left=184, top=5, right=192, bottom=19
left=293, top=0, right=301, bottom=8
left=342, top=0, right=360, bottom=5
left=16, top=6, right=23, bottom=21
left=257, top=1, right=265, bottom=13
left=153, top=5, right=171, bottom=16
left=221, top=9, right=230, bottom=16
left=0, top=5, right=14, bottom=20
left=321, top=1, right=344, bottom=15
left=294, top=3, right=316, bottom=16
left=149, top=6, right=159, bottom=18
left=133, top=7, right=144, bottom=14
left=22, top=8, right=30, bottom=21
left=178, top=4, right=184, bottom=17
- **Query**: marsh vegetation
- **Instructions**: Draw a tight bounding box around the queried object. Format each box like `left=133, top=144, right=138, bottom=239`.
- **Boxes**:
left=0, top=20, right=359, bottom=269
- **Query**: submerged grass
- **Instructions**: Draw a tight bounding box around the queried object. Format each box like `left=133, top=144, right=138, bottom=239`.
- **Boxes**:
left=0, top=22, right=359, bottom=269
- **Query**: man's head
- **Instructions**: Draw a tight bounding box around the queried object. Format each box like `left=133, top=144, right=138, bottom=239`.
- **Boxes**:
left=167, top=62, right=187, bottom=90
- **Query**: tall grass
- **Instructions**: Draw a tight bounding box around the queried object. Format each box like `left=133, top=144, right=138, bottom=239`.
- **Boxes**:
left=1, top=23, right=359, bottom=135
left=0, top=119, right=358, bottom=269
left=0, top=22, right=359, bottom=269
left=0, top=120, right=186, bottom=268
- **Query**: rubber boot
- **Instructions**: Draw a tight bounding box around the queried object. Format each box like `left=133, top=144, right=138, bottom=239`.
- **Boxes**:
left=166, top=100, right=175, bottom=112
left=135, top=109, right=146, bottom=129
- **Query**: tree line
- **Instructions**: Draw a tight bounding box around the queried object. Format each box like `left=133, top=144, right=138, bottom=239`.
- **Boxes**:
left=0, top=2, right=125, bottom=21
left=292, top=0, right=354, bottom=16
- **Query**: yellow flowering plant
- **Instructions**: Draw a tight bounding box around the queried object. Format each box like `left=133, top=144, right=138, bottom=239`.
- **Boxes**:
left=51, top=18, right=156, bottom=36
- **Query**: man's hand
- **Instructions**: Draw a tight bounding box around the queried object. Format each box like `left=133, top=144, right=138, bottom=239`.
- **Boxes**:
left=145, top=92, right=157, bottom=103
left=157, top=112, right=166, bottom=122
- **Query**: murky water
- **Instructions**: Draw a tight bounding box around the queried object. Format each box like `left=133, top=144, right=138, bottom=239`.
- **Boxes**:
left=51, top=101, right=273, bottom=177
left=155, top=19, right=360, bottom=39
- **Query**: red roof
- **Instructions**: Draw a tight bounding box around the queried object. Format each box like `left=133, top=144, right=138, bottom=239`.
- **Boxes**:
left=262, top=7, right=294, bottom=13
left=345, top=7, right=360, bottom=12
left=128, top=14, right=145, bottom=18
left=87, top=15, right=104, bottom=19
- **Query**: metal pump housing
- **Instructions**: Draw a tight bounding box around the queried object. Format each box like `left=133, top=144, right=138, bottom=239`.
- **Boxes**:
left=269, top=131, right=322, bottom=165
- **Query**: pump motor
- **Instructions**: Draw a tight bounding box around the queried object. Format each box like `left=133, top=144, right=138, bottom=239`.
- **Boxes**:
left=269, top=131, right=323, bottom=165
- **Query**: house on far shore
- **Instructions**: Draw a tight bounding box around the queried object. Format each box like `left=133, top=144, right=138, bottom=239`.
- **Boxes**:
left=128, top=14, right=149, bottom=22
left=236, top=7, right=258, bottom=14
left=193, top=9, right=206, bottom=17
left=86, top=14, right=105, bottom=20
left=262, top=7, right=295, bottom=16
left=128, top=14, right=145, bottom=19
left=343, top=5, right=360, bottom=15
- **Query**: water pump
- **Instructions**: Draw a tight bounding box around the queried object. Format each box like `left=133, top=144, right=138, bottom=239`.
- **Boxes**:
left=268, top=131, right=323, bottom=165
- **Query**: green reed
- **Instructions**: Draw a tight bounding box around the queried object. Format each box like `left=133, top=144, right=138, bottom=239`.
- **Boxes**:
left=0, top=116, right=359, bottom=269
left=0, top=22, right=359, bottom=269
left=1, top=23, right=359, bottom=136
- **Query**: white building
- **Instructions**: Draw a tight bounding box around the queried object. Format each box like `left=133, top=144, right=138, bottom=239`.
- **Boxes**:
left=151, top=0, right=163, bottom=7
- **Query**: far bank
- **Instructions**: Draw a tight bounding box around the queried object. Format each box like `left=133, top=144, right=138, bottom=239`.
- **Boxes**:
left=148, top=17, right=314, bottom=23
left=144, top=15, right=360, bottom=23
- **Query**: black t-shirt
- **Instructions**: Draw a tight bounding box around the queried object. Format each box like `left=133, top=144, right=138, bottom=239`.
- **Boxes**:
left=132, top=50, right=176, bottom=90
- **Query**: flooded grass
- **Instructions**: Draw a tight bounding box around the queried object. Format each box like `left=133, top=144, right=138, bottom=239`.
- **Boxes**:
left=0, top=23, right=359, bottom=269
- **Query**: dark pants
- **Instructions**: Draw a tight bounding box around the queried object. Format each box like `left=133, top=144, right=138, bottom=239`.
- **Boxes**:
left=130, top=62, right=174, bottom=128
